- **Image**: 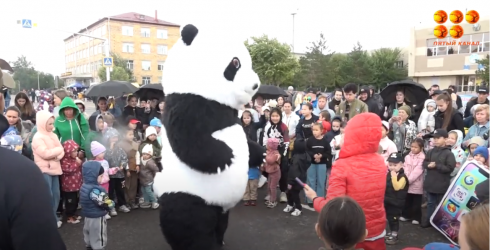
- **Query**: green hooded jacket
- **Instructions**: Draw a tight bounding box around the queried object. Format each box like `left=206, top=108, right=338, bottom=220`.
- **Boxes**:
left=85, top=114, right=105, bottom=159
left=54, top=98, right=89, bottom=151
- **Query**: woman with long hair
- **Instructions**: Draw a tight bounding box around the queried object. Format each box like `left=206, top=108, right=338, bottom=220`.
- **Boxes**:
left=53, top=90, right=69, bottom=117
left=15, top=92, right=36, bottom=124
left=434, top=93, right=465, bottom=135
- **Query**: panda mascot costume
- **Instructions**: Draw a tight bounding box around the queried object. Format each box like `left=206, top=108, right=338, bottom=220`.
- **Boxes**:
left=153, top=24, right=266, bottom=250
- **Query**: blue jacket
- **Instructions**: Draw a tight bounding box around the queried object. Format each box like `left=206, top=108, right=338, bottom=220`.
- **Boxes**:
left=80, top=161, right=114, bottom=218
left=463, top=121, right=489, bottom=147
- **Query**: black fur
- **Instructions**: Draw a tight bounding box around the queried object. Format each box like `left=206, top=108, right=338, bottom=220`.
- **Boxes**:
left=248, top=139, right=265, bottom=167
left=223, top=57, right=240, bottom=81
left=162, top=93, right=237, bottom=174
left=181, top=24, right=198, bottom=46
left=159, top=193, right=229, bottom=250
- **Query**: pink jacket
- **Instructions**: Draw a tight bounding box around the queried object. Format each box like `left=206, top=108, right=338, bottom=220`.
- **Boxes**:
left=380, top=137, right=398, bottom=167
left=403, top=151, right=425, bottom=194
left=32, top=110, right=65, bottom=176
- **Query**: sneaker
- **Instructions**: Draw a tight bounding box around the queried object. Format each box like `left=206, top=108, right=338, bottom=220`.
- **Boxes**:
left=399, top=216, right=409, bottom=222
left=57, top=221, right=62, bottom=228
left=291, top=209, right=302, bottom=216
left=75, top=215, right=82, bottom=220
left=244, top=201, right=250, bottom=206
left=67, top=217, right=80, bottom=224
left=263, top=195, right=270, bottom=201
left=267, top=201, right=277, bottom=208
left=412, top=220, right=420, bottom=225
left=279, top=192, right=287, bottom=203
left=151, top=202, right=160, bottom=209
left=105, top=214, right=111, bottom=220
left=139, top=197, right=145, bottom=204
left=258, top=175, right=267, bottom=188
left=385, top=234, right=398, bottom=245
left=249, top=200, right=256, bottom=206
left=110, top=208, right=118, bottom=216
left=283, top=205, right=294, bottom=213
left=384, top=232, right=392, bottom=239
left=130, top=203, right=139, bottom=210
left=118, top=205, right=130, bottom=213
left=140, top=202, right=151, bottom=208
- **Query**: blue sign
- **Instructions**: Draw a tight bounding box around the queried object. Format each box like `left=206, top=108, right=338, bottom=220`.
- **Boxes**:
left=469, top=54, right=480, bottom=64
left=463, top=65, right=470, bottom=70
left=22, top=19, right=32, bottom=28
left=103, top=57, right=113, bottom=67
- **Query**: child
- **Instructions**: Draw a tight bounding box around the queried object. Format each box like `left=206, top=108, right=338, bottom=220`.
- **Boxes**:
left=324, top=116, right=341, bottom=153
left=80, top=161, right=115, bottom=250
left=149, top=117, right=163, bottom=146
left=90, top=141, right=111, bottom=218
left=263, top=137, right=281, bottom=208
left=315, top=196, right=368, bottom=250
left=318, top=110, right=331, bottom=135
left=330, top=121, right=347, bottom=162
left=447, top=130, right=467, bottom=179
left=380, top=121, right=398, bottom=167
left=473, top=146, right=489, bottom=168
left=284, top=134, right=309, bottom=216
left=306, top=122, right=330, bottom=208
left=120, top=128, right=141, bottom=209
left=60, top=140, right=83, bottom=224
left=126, top=116, right=141, bottom=142
left=101, top=111, right=116, bottom=129
left=384, top=152, right=409, bottom=245
left=417, top=100, right=436, bottom=134
left=139, top=144, right=160, bottom=209
left=103, top=128, right=130, bottom=214
left=85, top=114, right=105, bottom=159
left=421, top=129, right=456, bottom=228
left=139, top=126, right=162, bottom=170
left=463, top=104, right=489, bottom=147
left=465, top=136, right=485, bottom=162
left=400, top=138, right=425, bottom=225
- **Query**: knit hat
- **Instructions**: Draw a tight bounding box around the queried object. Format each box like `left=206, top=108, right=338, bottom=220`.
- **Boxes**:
left=91, top=141, right=106, bottom=157
left=398, top=105, right=412, bottom=117
left=468, top=136, right=485, bottom=148
left=382, top=120, right=390, bottom=131
left=150, top=117, right=162, bottom=128
left=142, top=144, right=153, bottom=155
left=266, top=137, right=279, bottom=150
left=426, top=100, right=436, bottom=109
left=145, top=126, right=157, bottom=138
left=474, top=146, right=489, bottom=161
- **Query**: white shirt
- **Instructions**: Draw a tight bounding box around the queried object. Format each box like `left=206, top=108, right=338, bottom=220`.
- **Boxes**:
left=282, top=112, right=300, bottom=138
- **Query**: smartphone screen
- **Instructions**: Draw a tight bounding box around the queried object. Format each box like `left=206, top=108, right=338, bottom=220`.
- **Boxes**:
left=295, top=177, right=305, bottom=187
left=393, top=109, right=399, bottom=116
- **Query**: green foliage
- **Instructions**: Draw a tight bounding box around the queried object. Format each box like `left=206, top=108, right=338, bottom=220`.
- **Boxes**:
left=370, top=47, right=409, bottom=88
left=10, top=55, right=55, bottom=90
left=98, top=66, right=130, bottom=82
left=475, top=54, right=489, bottom=84
left=245, top=35, right=299, bottom=86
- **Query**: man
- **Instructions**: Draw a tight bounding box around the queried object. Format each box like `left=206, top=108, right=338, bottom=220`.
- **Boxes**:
left=35, top=89, right=41, bottom=103
left=430, top=89, right=443, bottom=100
left=328, top=88, right=343, bottom=111
left=464, top=86, right=489, bottom=118
left=313, top=95, right=335, bottom=120
left=359, top=86, right=381, bottom=118
left=430, top=84, right=440, bottom=95
left=336, top=83, right=368, bottom=122
left=286, top=86, right=295, bottom=103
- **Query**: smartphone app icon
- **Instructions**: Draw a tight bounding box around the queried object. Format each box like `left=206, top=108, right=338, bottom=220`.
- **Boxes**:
left=444, top=200, right=460, bottom=216
left=460, top=172, right=478, bottom=189
left=451, top=185, right=469, bottom=204
left=466, top=196, right=480, bottom=210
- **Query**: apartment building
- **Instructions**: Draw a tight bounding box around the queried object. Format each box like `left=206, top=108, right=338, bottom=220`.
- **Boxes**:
left=62, top=12, right=180, bottom=86
left=408, top=17, right=489, bottom=90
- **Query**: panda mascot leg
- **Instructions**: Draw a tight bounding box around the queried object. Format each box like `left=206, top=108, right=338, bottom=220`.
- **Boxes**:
left=153, top=24, right=264, bottom=250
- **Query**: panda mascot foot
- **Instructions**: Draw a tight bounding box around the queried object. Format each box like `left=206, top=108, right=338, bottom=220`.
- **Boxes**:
left=153, top=24, right=264, bottom=250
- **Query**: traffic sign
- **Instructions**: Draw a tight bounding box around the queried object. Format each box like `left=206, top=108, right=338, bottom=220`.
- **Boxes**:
left=103, top=57, right=113, bottom=67
left=22, top=19, right=32, bottom=28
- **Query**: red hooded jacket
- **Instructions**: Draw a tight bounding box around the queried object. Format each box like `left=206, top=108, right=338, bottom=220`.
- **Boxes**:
left=313, top=113, right=387, bottom=239
left=60, top=140, right=82, bottom=192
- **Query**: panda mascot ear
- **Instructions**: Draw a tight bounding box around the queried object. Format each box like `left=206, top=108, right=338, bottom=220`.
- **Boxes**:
left=181, top=24, right=198, bottom=46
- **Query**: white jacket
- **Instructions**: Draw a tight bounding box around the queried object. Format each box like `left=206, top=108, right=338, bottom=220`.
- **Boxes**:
left=282, top=112, right=300, bottom=138
left=417, top=99, right=436, bottom=133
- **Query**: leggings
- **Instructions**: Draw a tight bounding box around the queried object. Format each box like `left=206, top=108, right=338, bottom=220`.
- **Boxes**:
left=109, top=178, right=127, bottom=207
left=286, top=188, right=302, bottom=211
left=267, top=171, right=281, bottom=202
left=278, top=154, right=290, bottom=192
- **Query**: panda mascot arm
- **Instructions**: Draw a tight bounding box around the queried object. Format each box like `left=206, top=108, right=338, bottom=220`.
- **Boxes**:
left=153, top=24, right=264, bottom=250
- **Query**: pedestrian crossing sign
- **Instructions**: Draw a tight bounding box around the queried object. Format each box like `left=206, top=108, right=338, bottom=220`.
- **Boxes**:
left=22, top=19, right=32, bottom=28
left=103, top=57, right=113, bottom=67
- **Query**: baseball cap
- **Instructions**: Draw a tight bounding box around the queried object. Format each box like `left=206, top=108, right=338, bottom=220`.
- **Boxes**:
left=387, top=152, right=403, bottom=163
left=430, top=89, right=443, bottom=97
left=359, top=86, right=369, bottom=94
left=382, top=121, right=390, bottom=131
left=150, top=117, right=162, bottom=127
left=476, top=85, right=488, bottom=94
left=429, top=129, right=449, bottom=138
left=125, top=115, right=140, bottom=124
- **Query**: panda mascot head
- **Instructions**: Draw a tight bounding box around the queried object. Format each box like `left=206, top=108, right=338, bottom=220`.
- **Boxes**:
left=153, top=24, right=264, bottom=210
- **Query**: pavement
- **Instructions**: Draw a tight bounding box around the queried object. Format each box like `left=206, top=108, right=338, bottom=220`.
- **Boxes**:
left=59, top=188, right=448, bottom=250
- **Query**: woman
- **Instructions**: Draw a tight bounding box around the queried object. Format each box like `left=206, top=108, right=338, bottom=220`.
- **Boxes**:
left=276, top=96, right=284, bottom=110
left=434, top=93, right=465, bottom=136
left=53, top=90, right=69, bottom=117
left=386, top=90, right=412, bottom=120
left=328, top=88, right=343, bottom=111
left=15, top=92, right=36, bottom=124
left=54, top=97, right=89, bottom=152
left=295, top=103, right=319, bottom=141
left=388, top=105, right=417, bottom=156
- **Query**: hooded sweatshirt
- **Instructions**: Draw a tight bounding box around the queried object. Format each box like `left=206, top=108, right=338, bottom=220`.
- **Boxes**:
left=466, top=136, right=485, bottom=162
left=32, top=110, right=65, bottom=176
left=417, top=99, right=436, bottom=133
left=85, top=114, right=104, bottom=159
left=79, top=161, right=114, bottom=218
left=449, top=130, right=467, bottom=178
left=60, top=140, right=82, bottom=192
left=54, top=98, right=89, bottom=152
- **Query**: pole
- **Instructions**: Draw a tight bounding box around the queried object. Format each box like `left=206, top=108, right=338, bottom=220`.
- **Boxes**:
left=37, top=72, right=40, bottom=89
left=291, top=13, right=296, bottom=52
left=105, top=40, right=110, bottom=81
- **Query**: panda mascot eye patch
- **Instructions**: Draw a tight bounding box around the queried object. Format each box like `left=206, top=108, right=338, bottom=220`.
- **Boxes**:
left=153, top=23, right=266, bottom=250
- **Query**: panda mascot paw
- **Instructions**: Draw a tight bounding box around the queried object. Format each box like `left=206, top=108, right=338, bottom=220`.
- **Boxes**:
left=153, top=24, right=263, bottom=250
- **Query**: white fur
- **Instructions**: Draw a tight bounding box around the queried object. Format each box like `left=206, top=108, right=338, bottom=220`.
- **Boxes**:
left=154, top=124, right=249, bottom=211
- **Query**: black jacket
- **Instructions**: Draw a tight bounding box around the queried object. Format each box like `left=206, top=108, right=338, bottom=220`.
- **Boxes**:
left=242, top=115, right=265, bottom=143
left=328, top=99, right=341, bottom=111
left=384, top=168, right=409, bottom=210
left=423, top=146, right=456, bottom=194
left=295, top=114, right=319, bottom=141
left=464, top=98, right=490, bottom=118
left=0, top=148, right=67, bottom=250
left=363, top=96, right=382, bottom=118
left=434, top=109, right=465, bottom=136
left=288, top=137, right=310, bottom=190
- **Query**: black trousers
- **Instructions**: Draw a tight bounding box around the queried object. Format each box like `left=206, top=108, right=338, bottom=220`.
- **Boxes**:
left=57, top=176, right=63, bottom=214
left=278, top=151, right=289, bottom=193
left=386, top=204, right=402, bottom=232
left=287, top=188, right=302, bottom=210
left=63, top=191, right=79, bottom=217
left=109, top=178, right=127, bottom=207
left=402, top=193, right=423, bottom=222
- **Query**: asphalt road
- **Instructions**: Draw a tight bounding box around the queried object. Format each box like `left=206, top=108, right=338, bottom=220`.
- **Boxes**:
left=59, top=188, right=448, bottom=250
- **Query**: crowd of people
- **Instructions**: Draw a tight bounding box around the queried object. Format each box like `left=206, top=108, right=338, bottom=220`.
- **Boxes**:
left=0, top=81, right=488, bottom=250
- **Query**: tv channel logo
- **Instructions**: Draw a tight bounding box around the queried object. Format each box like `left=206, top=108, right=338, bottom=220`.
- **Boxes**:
left=451, top=185, right=469, bottom=204
left=460, top=172, right=478, bottom=189
left=444, top=200, right=460, bottom=217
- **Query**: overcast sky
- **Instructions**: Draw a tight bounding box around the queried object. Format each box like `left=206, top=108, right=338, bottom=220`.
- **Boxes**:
left=0, top=0, right=488, bottom=75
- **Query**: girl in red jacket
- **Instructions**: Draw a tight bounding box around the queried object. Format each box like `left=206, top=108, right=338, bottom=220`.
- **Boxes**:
left=60, top=140, right=83, bottom=224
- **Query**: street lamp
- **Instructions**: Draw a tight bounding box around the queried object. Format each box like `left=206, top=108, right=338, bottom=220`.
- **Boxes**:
left=291, top=11, right=297, bottom=52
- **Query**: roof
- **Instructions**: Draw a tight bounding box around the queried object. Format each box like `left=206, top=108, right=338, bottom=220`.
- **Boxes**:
left=64, top=12, right=179, bottom=41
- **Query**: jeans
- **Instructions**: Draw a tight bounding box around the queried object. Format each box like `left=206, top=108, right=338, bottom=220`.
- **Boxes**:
left=426, top=193, right=444, bottom=224
left=141, top=184, right=156, bottom=203
left=306, top=163, right=327, bottom=204
left=43, top=174, right=61, bottom=222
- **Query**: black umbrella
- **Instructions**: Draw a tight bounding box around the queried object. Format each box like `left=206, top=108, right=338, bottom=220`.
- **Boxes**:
left=253, top=85, right=288, bottom=100
left=380, top=80, right=429, bottom=106
left=85, top=80, right=138, bottom=97
left=134, top=83, right=164, bottom=100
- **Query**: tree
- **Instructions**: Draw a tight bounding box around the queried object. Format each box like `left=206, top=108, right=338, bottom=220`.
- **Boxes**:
left=245, top=35, right=299, bottom=86
left=9, top=55, right=55, bottom=90
left=476, top=54, right=489, bottom=84
left=370, top=47, right=409, bottom=88
left=342, top=42, right=374, bottom=85
left=98, top=66, right=130, bottom=82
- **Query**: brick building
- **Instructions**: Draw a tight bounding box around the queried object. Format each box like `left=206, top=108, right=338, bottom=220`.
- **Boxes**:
left=62, top=12, right=180, bottom=86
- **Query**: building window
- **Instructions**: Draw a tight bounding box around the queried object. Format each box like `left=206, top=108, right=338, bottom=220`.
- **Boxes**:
left=142, top=61, right=151, bottom=71
left=141, top=28, right=150, bottom=37
left=123, top=43, right=134, bottom=53
left=395, top=61, right=404, bottom=68
left=127, top=60, right=134, bottom=70
left=158, top=61, right=165, bottom=71
left=122, top=26, right=133, bottom=36
left=157, top=45, right=168, bottom=55
left=142, top=76, right=151, bottom=85
left=157, top=76, right=162, bottom=83
left=141, top=44, right=151, bottom=54
left=426, top=33, right=489, bottom=56
left=484, top=33, right=490, bottom=52
left=157, top=29, right=168, bottom=39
